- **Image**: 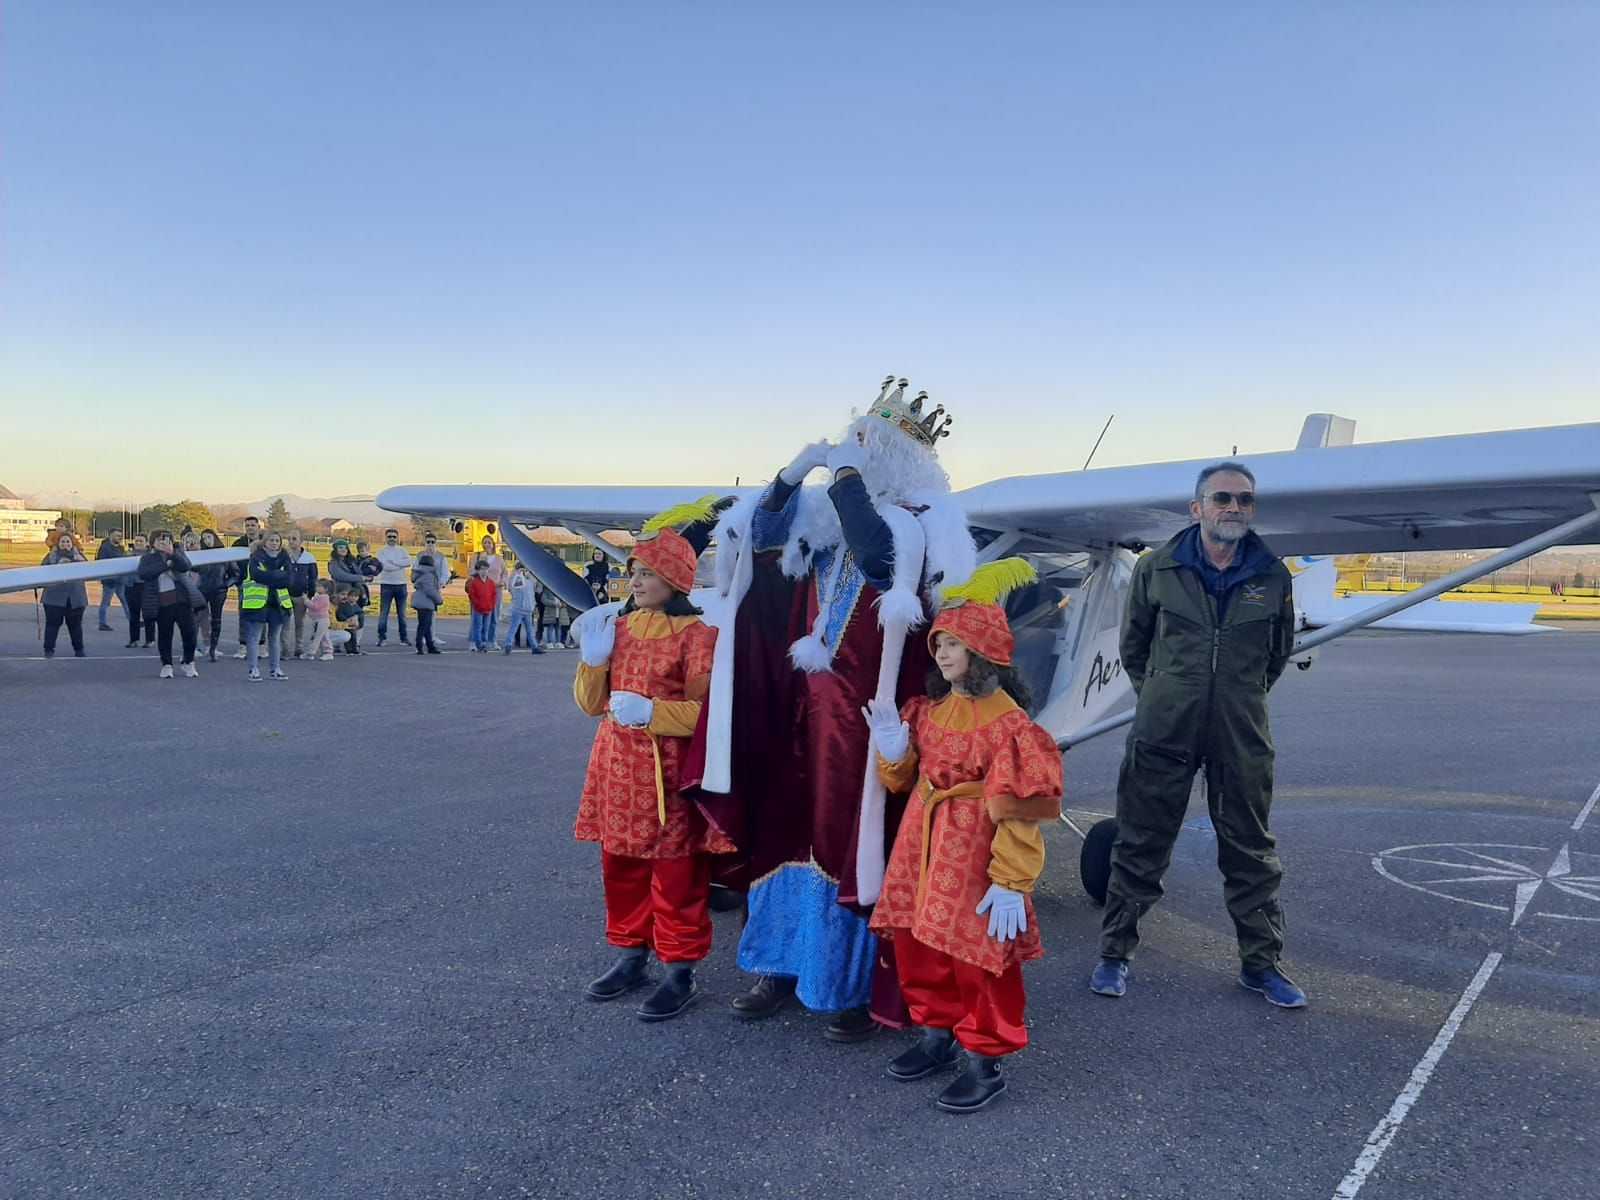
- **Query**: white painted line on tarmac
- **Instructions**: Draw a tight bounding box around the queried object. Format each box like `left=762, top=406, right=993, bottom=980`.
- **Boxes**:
left=1332, top=950, right=1503, bottom=1199
left=1572, top=782, right=1600, bottom=832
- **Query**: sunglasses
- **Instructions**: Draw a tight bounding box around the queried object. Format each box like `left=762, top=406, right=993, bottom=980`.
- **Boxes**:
left=1205, top=491, right=1256, bottom=508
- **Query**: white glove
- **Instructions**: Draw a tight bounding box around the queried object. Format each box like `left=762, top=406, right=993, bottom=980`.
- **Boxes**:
left=579, top=614, right=616, bottom=667
left=779, top=441, right=833, bottom=485
left=609, top=691, right=654, bottom=727
left=826, top=442, right=867, bottom=478
left=861, top=698, right=910, bottom=762
left=976, top=883, right=1027, bottom=942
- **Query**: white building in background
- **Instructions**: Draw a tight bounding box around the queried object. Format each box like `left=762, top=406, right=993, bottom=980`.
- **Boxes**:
left=0, top=485, right=61, bottom=543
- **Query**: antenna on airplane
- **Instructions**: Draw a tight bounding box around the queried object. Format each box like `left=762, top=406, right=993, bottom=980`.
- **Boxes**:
left=1082, top=415, right=1115, bottom=470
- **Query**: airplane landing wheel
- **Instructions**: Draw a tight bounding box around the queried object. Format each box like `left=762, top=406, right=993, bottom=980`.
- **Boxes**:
left=1079, top=817, right=1119, bottom=906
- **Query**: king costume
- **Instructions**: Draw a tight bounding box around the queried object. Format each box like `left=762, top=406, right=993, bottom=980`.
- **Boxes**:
left=692, top=378, right=978, bottom=1030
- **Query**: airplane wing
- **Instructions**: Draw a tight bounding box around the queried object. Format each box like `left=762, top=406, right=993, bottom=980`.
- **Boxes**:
left=379, top=421, right=1600, bottom=559
left=376, top=485, right=758, bottom=531
left=959, top=421, right=1600, bottom=557
left=0, top=548, right=248, bottom=596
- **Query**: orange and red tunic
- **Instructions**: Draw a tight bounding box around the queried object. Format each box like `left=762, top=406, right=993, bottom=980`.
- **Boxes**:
left=869, top=691, right=1064, bottom=976
left=574, top=610, right=734, bottom=859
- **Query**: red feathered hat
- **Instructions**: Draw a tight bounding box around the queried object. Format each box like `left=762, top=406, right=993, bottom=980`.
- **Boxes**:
left=929, top=602, right=1015, bottom=666
left=628, top=527, right=699, bottom=596
left=925, top=558, right=1038, bottom=667
left=626, top=495, right=722, bottom=596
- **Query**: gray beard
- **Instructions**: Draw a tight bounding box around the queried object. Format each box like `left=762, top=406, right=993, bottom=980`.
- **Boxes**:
left=1205, top=518, right=1249, bottom=545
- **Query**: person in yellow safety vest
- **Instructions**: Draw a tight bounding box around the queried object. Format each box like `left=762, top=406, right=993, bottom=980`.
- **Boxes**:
left=241, top=530, right=295, bottom=681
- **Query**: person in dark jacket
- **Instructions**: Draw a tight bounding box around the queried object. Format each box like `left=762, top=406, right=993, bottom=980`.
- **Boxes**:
left=242, top=531, right=294, bottom=680
left=585, top=548, right=612, bottom=605
left=232, top=516, right=262, bottom=657
left=39, top=533, right=90, bottom=658
left=410, top=553, right=445, bottom=654
left=182, top=531, right=211, bottom=648
left=95, top=529, right=130, bottom=630
left=326, top=540, right=368, bottom=653
left=121, top=533, right=156, bottom=647
left=138, top=529, right=200, bottom=678
left=285, top=530, right=320, bottom=660
left=196, top=528, right=233, bottom=663
left=1089, top=461, right=1303, bottom=1009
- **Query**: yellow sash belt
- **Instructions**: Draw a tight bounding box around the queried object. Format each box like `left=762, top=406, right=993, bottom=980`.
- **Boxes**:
left=915, top=777, right=986, bottom=905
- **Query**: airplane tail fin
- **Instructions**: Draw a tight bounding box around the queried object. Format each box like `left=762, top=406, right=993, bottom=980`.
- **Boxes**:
left=1296, top=413, right=1357, bottom=449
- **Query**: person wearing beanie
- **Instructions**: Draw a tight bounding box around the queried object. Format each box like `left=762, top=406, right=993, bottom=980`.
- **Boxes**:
left=866, top=560, right=1063, bottom=1113
left=409, top=552, right=445, bottom=654
left=571, top=499, right=732, bottom=1022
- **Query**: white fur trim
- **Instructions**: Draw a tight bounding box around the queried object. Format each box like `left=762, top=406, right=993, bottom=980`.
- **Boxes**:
left=907, top=489, right=976, bottom=606
left=874, top=586, right=925, bottom=631
left=787, top=633, right=834, bottom=673
left=700, top=500, right=758, bottom=795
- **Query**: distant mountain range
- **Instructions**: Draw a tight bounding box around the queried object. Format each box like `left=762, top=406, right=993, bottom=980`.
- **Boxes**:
left=22, top=491, right=396, bottom=527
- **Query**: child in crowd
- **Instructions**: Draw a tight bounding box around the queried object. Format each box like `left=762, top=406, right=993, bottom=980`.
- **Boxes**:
left=504, top=565, right=544, bottom=655
left=334, top=586, right=366, bottom=655
left=306, top=580, right=334, bottom=661
left=572, top=500, right=730, bottom=1021
left=466, top=559, right=498, bottom=652
left=866, top=560, right=1064, bottom=1114
left=410, top=553, right=444, bottom=654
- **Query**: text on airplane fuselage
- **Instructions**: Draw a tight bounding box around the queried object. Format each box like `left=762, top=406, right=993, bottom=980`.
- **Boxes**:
left=1084, top=652, right=1123, bottom=707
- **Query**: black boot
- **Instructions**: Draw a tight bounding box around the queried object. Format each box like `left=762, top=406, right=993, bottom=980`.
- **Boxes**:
left=936, top=1055, right=1006, bottom=1113
left=729, top=974, right=795, bottom=1020
left=585, top=949, right=651, bottom=1001
left=887, top=1028, right=962, bottom=1081
left=823, top=1006, right=879, bottom=1043
left=637, top=964, right=698, bottom=1022
left=707, top=884, right=745, bottom=915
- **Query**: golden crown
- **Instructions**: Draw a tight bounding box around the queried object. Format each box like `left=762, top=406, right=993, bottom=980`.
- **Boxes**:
left=870, top=376, right=953, bottom=448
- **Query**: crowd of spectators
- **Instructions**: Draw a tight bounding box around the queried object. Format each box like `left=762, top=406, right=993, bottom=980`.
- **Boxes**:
left=35, top=518, right=591, bottom=678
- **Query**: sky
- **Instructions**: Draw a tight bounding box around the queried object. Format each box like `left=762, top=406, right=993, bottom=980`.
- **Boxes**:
left=3, top=1, right=1597, bottom=504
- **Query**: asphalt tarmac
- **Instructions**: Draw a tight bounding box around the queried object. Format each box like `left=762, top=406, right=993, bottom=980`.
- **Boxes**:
left=3, top=605, right=1596, bottom=1200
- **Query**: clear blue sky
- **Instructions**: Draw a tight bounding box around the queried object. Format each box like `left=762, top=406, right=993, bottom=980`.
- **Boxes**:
left=3, top=1, right=1596, bottom=504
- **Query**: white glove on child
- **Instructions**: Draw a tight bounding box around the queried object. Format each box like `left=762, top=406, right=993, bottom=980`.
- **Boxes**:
left=779, top=441, right=833, bottom=485
left=609, top=691, right=654, bottom=728
left=826, top=442, right=867, bottom=478
left=861, top=698, right=910, bottom=763
left=580, top=614, right=616, bottom=667
left=976, top=883, right=1027, bottom=942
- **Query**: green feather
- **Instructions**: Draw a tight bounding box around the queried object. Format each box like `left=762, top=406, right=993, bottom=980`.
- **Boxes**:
left=941, top=558, right=1038, bottom=606
left=641, top=493, right=722, bottom=535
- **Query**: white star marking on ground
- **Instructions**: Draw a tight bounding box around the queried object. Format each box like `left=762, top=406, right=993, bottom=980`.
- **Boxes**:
left=1372, top=842, right=1600, bottom=925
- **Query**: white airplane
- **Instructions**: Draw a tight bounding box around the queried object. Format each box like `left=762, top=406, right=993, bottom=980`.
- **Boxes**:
left=375, top=409, right=1599, bottom=740
left=376, top=406, right=1599, bottom=901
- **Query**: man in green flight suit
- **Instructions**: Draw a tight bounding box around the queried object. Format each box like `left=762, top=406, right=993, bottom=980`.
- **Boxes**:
left=1089, top=461, right=1307, bottom=1008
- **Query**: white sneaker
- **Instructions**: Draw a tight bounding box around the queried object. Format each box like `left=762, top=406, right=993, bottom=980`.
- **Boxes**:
left=248, top=667, right=261, bottom=681
left=318, top=652, right=334, bottom=661
left=234, top=647, right=248, bottom=659
left=159, top=664, right=174, bottom=679
left=269, top=669, right=288, bottom=680
left=180, top=662, right=199, bottom=678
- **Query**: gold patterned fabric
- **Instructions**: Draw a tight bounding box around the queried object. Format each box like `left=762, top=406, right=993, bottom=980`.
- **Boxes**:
left=869, top=691, right=1064, bottom=976
left=574, top=610, right=733, bottom=859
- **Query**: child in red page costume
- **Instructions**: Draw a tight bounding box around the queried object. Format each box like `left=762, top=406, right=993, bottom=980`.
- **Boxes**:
left=572, top=498, right=733, bottom=1022
left=868, top=559, right=1063, bottom=1112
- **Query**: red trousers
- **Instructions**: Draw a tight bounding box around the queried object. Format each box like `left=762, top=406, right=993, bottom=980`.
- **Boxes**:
left=895, top=933, right=1028, bottom=1057
left=602, top=850, right=712, bottom=964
